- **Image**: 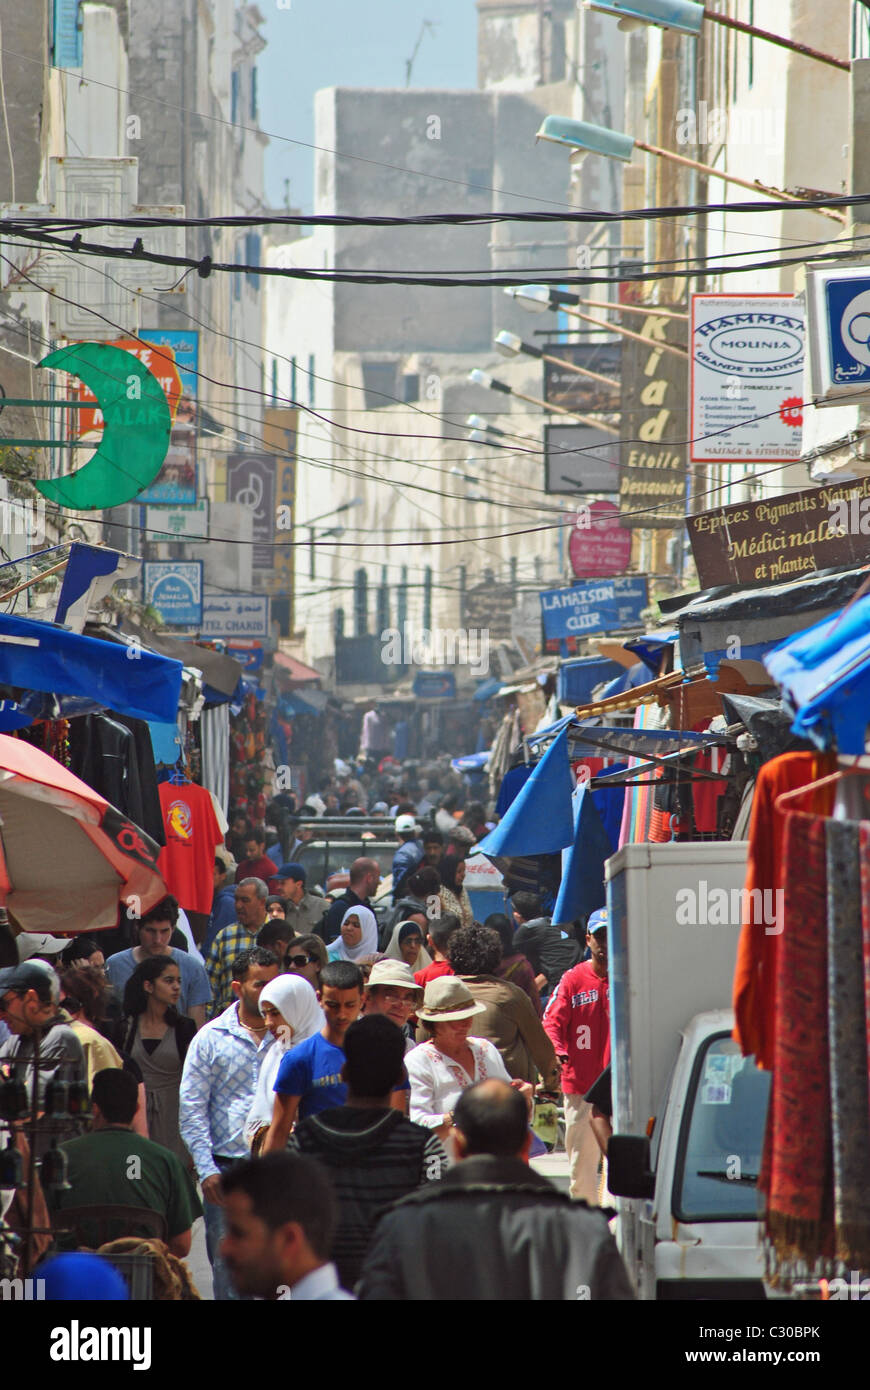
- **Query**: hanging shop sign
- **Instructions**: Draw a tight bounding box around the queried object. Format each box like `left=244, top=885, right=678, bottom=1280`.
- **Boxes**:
left=68, top=330, right=199, bottom=507
left=543, top=341, right=621, bottom=415
left=412, top=671, right=457, bottom=699
left=687, top=476, right=870, bottom=588
left=805, top=264, right=870, bottom=404
left=227, top=453, right=276, bottom=572
left=202, top=593, right=271, bottom=639
left=545, top=423, right=621, bottom=495
left=539, top=576, right=649, bottom=642
left=690, top=294, right=804, bottom=463
left=146, top=498, right=209, bottom=541
left=32, top=343, right=171, bottom=510
left=568, top=499, right=632, bottom=578
left=144, top=560, right=203, bottom=627
left=227, top=640, right=265, bottom=672
left=263, top=407, right=297, bottom=609
left=619, top=309, right=688, bottom=528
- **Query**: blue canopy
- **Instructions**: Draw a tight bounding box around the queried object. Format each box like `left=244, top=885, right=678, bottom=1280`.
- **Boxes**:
left=451, top=751, right=490, bottom=773
left=765, top=595, right=870, bottom=753
left=551, top=782, right=611, bottom=924
left=0, top=612, right=183, bottom=724
left=476, top=727, right=574, bottom=858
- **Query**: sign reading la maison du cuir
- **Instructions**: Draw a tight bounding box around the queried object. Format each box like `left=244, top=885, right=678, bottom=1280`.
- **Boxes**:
left=688, top=478, right=870, bottom=588
left=619, top=308, right=688, bottom=528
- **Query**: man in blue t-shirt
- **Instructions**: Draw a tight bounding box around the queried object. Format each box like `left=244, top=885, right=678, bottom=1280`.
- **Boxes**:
left=106, top=896, right=212, bottom=1028
left=262, top=960, right=364, bottom=1152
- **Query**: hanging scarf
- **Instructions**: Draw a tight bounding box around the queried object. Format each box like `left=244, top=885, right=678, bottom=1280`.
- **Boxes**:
left=760, top=811, right=834, bottom=1281
left=826, top=819, right=870, bottom=1269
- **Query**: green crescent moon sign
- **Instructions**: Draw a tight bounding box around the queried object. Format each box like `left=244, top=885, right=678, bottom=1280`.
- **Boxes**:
left=33, top=342, right=172, bottom=510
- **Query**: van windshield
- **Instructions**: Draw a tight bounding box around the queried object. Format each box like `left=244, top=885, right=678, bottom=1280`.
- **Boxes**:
left=674, top=1034, right=770, bottom=1223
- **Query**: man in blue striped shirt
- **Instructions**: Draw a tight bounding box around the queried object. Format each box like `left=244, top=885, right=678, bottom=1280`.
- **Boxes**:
left=180, top=946, right=280, bottom=1300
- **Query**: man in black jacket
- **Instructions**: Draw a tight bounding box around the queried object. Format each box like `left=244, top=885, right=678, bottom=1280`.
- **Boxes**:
left=288, top=1014, right=445, bottom=1289
left=511, top=892, right=581, bottom=1002
left=356, top=1079, right=634, bottom=1301
left=318, top=858, right=381, bottom=944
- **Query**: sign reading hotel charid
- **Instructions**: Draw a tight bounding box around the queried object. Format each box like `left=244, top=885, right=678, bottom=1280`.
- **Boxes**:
left=688, top=479, right=870, bottom=588
left=619, top=309, right=688, bottom=528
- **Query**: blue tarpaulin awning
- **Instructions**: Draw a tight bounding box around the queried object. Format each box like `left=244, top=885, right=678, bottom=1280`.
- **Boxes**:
left=0, top=612, right=183, bottom=725
left=765, top=594, right=870, bottom=753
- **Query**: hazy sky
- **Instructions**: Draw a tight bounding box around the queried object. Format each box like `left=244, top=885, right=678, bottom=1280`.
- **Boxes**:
left=258, top=0, right=478, bottom=212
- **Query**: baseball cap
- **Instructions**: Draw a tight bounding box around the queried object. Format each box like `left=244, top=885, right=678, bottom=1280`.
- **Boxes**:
left=0, top=959, right=59, bottom=999
left=276, top=862, right=306, bottom=883
left=395, top=814, right=419, bottom=834
left=587, top=908, right=608, bottom=936
left=16, top=932, right=71, bottom=963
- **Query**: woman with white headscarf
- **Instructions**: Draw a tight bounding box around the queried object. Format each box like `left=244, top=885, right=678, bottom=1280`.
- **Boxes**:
left=385, top=919, right=432, bottom=974
left=245, top=973, right=324, bottom=1152
left=327, top=905, right=379, bottom=963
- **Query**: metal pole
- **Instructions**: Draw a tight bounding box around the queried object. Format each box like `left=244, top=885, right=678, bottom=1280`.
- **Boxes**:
left=703, top=7, right=850, bottom=72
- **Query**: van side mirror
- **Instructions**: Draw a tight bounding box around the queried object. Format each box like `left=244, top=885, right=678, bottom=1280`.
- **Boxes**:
left=607, top=1134, right=655, bottom=1199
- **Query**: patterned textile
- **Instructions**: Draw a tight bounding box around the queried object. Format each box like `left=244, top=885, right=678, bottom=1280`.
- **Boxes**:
left=760, top=812, right=834, bottom=1275
left=204, top=921, right=259, bottom=1017
left=827, top=820, right=870, bottom=1268
left=179, top=1001, right=273, bottom=1181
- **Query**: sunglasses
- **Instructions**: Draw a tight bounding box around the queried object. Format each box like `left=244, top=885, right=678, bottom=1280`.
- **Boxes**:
left=286, top=953, right=318, bottom=968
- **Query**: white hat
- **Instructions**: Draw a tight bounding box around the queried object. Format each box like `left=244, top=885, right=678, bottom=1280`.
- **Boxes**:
left=395, top=814, right=419, bottom=834
left=366, top=959, right=423, bottom=995
left=417, top=976, right=487, bottom=1023
left=16, top=932, right=72, bottom=962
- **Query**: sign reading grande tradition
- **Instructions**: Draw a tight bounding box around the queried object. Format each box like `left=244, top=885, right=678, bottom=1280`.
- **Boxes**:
left=619, top=308, right=688, bottom=528
left=687, top=478, right=870, bottom=588
left=690, top=294, right=804, bottom=464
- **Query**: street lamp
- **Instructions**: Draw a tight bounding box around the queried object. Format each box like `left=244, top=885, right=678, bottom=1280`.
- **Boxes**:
left=585, top=1, right=850, bottom=73
left=495, top=330, right=619, bottom=389
left=505, top=284, right=687, bottom=323
left=305, top=497, right=363, bottom=580
left=505, top=283, right=689, bottom=359
left=535, top=114, right=846, bottom=223
left=468, top=368, right=620, bottom=435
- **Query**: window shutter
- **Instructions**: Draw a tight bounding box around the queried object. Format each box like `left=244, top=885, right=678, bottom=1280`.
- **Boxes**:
left=53, top=0, right=83, bottom=68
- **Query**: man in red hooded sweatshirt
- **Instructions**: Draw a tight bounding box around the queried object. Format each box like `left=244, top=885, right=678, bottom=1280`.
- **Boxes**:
left=542, top=908, right=610, bottom=1204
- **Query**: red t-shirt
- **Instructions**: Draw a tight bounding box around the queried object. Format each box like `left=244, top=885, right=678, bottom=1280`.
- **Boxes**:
left=157, top=781, right=223, bottom=915
left=236, top=856, right=279, bottom=891
left=542, top=960, right=610, bottom=1096
left=414, top=960, right=453, bottom=989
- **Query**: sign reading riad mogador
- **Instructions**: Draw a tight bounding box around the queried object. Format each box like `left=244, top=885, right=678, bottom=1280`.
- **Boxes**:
left=619, top=308, right=688, bottom=528
left=33, top=343, right=171, bottom=510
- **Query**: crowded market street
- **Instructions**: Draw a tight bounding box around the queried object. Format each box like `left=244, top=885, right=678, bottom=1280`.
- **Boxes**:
left=0, top=0, right=868, bottom=1371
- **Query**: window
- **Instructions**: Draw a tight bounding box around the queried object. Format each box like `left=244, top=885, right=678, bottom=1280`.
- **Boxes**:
left=271, top=359, right=278, bottom=403
left=231, top=70, right=240, bottom=125
left=361, top=361, right=398, bottom=410
left=401, top=373, right=420, bottom=403
left=53, top=0, right=82, bottom=68
left=673, top=1034, right=770, bottom=1223
left=245, top=232, right=261, bottom=288
left=251, top=66, right=258, bottom=121
left=290, top=357, right=297, bottom=400
left=307, top=354, right=315, bottom=406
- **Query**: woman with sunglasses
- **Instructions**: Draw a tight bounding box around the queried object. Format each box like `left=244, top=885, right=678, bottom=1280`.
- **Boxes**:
left=284, top=934, right=328, bottom=992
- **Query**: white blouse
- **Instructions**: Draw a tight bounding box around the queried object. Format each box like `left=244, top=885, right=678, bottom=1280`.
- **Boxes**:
left=405, top=1036, right=512, bottom=1129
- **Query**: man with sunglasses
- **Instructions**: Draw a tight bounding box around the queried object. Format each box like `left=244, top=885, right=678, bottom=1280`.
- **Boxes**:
left=0, top=961, right=85, bottom=1148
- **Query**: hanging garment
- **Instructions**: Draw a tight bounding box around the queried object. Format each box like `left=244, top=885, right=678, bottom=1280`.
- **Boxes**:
left=157, top=780, right=223, bottom=915
left=200, top=704, right=230, bottom=818
left=826, top=820, right=870, bottom=1269
left=67, top=713, right=165, bottom=846
left=110, top=713, right=166, bottom=846
left=732, top=750, right=836, bottom=1070
left=759, top=811, right=835, bottom=1275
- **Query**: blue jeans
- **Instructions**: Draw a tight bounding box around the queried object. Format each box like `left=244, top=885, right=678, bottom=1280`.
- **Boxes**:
left=203, top=1192, right=238, bottom=1302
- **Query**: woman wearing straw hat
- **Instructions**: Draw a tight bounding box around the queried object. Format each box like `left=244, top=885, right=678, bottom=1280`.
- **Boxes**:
left=406, top=977, right=532, bottom=1141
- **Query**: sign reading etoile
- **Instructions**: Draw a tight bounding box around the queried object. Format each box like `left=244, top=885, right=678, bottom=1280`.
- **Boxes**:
left=569, top=500, right=631, bottom=578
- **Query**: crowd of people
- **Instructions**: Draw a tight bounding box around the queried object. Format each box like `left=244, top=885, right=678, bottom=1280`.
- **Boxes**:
left=0, top=748, right=622, bottom=1300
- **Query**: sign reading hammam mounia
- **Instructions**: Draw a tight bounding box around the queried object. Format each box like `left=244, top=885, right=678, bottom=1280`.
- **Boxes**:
left=33, top=342, right=172, bottom=510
